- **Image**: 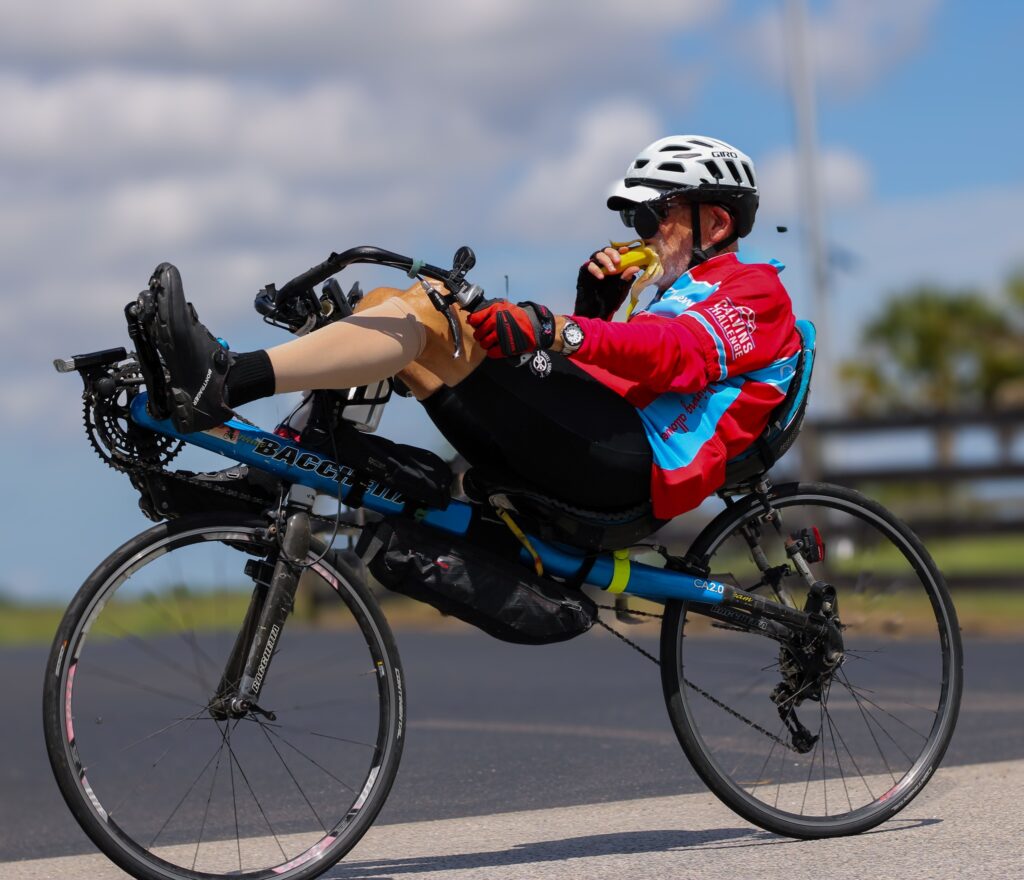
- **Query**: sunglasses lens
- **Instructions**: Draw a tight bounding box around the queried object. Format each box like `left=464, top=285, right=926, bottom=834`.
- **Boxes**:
left=633, top=203, right=662, bottom=239
left=619, top=208, right=636, bottom=228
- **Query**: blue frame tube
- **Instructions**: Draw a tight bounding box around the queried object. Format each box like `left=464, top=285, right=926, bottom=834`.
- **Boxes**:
left=131, top=393, right=724, bottom=604
left=130, top=393, right=473, bottom=534
left=526, top=538, right=727, bottom=605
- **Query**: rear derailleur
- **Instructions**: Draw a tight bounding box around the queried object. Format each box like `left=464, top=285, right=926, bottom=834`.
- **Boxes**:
left=770, top=581, right=845, bottom=754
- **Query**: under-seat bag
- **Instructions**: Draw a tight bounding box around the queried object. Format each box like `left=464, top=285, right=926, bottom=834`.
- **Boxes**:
left=362, top=519, right=597, bottom=645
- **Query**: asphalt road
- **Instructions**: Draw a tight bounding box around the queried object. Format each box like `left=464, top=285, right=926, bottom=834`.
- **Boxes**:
left=9, top=760, right=1024, bottom=880
left=2, top=624, right=1021, bottom=869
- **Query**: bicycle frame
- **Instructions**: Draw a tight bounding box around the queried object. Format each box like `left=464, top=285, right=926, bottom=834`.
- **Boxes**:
left=130, top=393, right=763, bottom=612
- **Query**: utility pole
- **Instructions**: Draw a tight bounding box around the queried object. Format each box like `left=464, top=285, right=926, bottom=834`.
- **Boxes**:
left=785, top=0, right=830, bottom=400
left=784, top=0, right=830, bottom=480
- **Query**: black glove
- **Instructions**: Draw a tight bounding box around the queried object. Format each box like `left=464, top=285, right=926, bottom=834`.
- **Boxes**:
left=574, top=257, right=632, bottom=320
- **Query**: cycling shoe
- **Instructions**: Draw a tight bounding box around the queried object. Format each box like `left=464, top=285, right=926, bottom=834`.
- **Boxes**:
left=144, top=262, right=235, bottom=434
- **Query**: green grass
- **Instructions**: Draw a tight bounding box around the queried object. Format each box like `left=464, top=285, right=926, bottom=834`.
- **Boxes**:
left=0, top=591, right=256, bottom=647
left=2, top=585, right=1022, bottom=647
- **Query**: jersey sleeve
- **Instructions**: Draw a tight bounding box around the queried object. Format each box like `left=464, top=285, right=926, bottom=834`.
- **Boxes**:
left=571, top=264, right=797, bottom=394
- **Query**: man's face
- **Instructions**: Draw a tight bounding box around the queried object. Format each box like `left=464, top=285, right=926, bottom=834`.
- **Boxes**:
left=642, top=202, right=733, bottom=290
left=643, top=200, right=696, bottom=291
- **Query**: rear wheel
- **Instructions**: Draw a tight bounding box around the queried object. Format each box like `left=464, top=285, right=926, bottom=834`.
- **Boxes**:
left=44, top=512, right=404, bottom=880
left=660, top=482, right=962, bottom=838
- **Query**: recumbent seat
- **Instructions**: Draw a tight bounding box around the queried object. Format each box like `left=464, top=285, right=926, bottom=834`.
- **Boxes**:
left=464, top=320, right=816, bottom=552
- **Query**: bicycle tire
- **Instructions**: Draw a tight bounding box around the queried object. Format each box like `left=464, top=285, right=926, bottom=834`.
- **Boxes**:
left=660, top=481, right=963, bottom=838
left=43, top=512, right=405, bottom=880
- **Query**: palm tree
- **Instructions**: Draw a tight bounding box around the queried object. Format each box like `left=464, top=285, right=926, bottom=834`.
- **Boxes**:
left=840, top=276, right=1024, bottom=466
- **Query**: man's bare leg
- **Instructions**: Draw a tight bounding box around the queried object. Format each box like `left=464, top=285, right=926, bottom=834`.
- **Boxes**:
left=265, top=283, right=486, bottom=399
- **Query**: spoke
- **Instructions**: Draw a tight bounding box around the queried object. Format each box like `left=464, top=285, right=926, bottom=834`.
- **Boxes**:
left=823, top=681, right=854, bottom=814
left=142, top=589, right=221, bottom=690
left=827, top=704, right=877, bottom=801
left=217, top=720, right=289, bottom=863
left=147, top=737, right=226, bottom=849
left=819, top=697, right=828, bottom=817
left=799, top=718, right=822, bottom=817
left=836, top=677, right=918, bottom=766
left=838, top=676, right=938, bottom=729
left=192, top=739, right=225, bottom=870
left=773, top=732, right=788, bottom=809
left=243, top=717, right=377, bottom=750
left=119, top=709, right=209, bottom=755
left=684, top=674, right=794, bottom=751
left=227, top=724, right=242, bottom=873
left=837, top=668, right=898, bottom=786
left=93, top=619, right=211, bottom=691
left=260, top=722, right=357, bottom=794
left=257, top=723, right=328, bottom=833
left=747, top=720, right=783, bottom=797
left=106, top=712, right=208, bottom=819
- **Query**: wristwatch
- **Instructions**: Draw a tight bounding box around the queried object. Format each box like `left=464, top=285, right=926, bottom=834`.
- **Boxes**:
left=560, top=319, right=585, bottom=355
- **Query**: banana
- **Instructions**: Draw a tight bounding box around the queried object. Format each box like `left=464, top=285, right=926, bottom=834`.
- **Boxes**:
left=608, top=240, right=663, bottom=317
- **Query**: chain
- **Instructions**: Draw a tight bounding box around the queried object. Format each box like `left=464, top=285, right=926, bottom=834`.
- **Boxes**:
left=595, top=604, right=795, bottom=752
left=127, top=458, right=272, bottom=506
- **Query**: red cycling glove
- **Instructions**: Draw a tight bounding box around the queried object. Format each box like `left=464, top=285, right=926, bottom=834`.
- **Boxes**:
left=468, top=301, right=556, bottom=358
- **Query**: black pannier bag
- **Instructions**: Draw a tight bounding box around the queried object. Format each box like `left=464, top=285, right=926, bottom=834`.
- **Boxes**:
left=359, top=518, right=597, bottom=645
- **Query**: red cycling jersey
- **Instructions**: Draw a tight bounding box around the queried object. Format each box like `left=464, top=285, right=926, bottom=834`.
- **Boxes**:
left=569, top=252, right=801, bottom=518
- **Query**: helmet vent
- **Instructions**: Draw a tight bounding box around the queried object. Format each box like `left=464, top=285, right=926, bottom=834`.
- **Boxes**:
left=702, top=159, right=724, bottom=180
left=724, top=159, right=743, bottom=184
left=633, top=159, right=649, bottom=169
left=659, top=144, right=688, bottom=152
left=688, top=139, right=715, bottom=148
left=658, top=162, right=686, bottom=173
left=742, top=162, right=756, bottom=186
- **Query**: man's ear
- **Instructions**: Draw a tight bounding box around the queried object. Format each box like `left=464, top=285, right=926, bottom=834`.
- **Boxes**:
left=704, top=204, right=735, bottom=245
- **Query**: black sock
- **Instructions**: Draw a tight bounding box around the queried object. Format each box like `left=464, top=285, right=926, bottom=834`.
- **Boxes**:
left=225, top=350, right=275, bottom=407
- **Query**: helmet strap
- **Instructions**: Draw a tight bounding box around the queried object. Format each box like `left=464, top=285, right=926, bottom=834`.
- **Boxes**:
left=688, top=201, right=739, bottom=268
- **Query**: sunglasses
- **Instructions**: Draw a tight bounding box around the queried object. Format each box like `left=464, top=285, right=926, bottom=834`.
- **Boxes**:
left=619, top=198, right=672, bottom=239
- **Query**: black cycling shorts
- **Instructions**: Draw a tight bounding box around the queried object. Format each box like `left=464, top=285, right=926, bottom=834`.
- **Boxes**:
left=421, top=352, right=652, bottom=511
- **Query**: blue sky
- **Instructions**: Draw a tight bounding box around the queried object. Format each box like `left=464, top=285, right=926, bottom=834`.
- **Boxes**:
left=1, top=0, right=1021, bottom=600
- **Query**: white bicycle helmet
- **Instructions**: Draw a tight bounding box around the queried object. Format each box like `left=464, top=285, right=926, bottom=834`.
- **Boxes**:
left=608, top=135, right=759, bottom=264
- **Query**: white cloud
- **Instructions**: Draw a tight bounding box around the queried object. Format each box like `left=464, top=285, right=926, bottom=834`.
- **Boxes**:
left=499, top=101, right=662, bottom=242
left=0, top=3, right=727, bottom=435
left=740, top=0, right=941, bottom=96
left=757, top=146, right=873, bottom=220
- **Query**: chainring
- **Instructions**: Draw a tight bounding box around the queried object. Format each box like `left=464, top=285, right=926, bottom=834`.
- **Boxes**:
left=84, top=365, right=184, bottom=472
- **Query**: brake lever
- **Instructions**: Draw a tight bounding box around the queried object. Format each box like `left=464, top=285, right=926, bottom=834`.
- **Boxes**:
left=417, top=279, right=465, bottom=359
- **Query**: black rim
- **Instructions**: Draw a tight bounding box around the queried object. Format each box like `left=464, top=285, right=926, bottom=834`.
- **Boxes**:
left=55, top=523, right=399, bottom=879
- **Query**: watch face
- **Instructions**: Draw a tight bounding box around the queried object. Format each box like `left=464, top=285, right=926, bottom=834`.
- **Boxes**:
left=564, top=322, right=584, bottom=347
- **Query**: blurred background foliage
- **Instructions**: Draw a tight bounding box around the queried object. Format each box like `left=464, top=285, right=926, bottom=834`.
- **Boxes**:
left=841, top=270, right=1024, bottom=414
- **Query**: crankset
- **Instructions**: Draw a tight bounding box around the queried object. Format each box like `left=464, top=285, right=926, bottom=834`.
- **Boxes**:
left=78, top=354, right=184, bottom=472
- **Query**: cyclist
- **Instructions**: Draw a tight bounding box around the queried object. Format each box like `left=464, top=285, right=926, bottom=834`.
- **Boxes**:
left=145, top=135, right=800, bottom=518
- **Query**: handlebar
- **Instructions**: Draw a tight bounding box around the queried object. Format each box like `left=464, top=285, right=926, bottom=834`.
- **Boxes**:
left=256, top=244, right=486, bottom=358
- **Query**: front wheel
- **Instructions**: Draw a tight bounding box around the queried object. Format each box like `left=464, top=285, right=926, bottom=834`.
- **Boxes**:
left=43, top=512, right=405, bottom=880
left=660, top=482, right=962, bottom=838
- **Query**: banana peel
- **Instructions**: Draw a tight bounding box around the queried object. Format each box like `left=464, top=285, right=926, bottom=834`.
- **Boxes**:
left=608, top=239, right=663, bottom=317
